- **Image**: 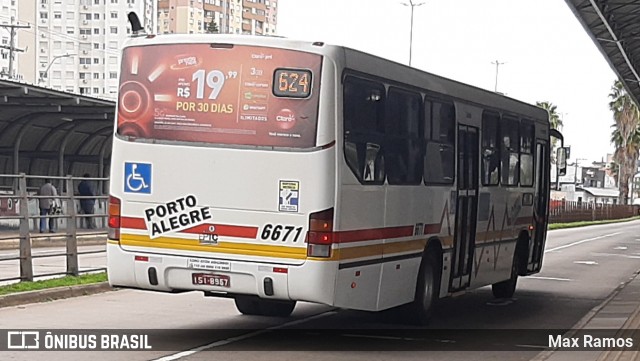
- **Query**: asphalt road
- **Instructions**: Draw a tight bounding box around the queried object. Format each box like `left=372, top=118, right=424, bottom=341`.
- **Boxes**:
left=1, top=220, right=639, bottom=361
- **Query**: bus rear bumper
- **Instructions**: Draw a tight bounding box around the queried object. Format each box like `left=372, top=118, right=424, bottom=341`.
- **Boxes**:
left=106, top=242, right=337, bottom=305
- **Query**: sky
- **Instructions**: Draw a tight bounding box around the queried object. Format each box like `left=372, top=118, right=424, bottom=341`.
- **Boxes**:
left=277, top=0, right=618, bottom=164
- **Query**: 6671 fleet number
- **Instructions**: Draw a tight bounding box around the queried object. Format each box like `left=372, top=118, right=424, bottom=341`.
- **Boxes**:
left=260, top=224, right=303, bottom=243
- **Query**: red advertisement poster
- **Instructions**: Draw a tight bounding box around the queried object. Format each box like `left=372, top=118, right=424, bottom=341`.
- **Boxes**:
left=117, top=44, right=322, bottom=148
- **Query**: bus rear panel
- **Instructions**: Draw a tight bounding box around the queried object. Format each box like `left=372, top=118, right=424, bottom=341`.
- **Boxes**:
left=107, top=37, right=339, bottom=306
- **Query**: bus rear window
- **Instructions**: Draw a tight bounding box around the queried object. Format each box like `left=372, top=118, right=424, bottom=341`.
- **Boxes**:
left=117, top=44, right=322, bottom=148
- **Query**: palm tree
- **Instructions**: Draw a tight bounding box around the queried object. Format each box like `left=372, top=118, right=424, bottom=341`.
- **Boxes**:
left=609, top=80, right=640, bottom=204
left=536, top=101, right=563, bottom=163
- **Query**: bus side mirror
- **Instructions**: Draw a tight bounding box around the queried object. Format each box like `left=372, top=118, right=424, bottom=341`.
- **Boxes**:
left=557, top=147, right=568, bottom=176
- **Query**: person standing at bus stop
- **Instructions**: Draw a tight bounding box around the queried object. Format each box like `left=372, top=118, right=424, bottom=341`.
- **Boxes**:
left=78, top=173, right=96, bottom=229
left=38, top=179, right=58, bottom=233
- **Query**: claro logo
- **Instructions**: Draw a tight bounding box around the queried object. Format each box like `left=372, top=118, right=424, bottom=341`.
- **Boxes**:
left=275, top=109, right=296, bottom=130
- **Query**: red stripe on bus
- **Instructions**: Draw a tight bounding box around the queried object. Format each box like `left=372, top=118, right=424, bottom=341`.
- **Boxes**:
left=336, top=226, right=414, bottom=243
left=120, top=217, right=258, bottom=239
left=183, top=223, right=258, bottom=238
left=423, top=223, right=441, bottom=235
left=121, top=217, right=146, bottom=229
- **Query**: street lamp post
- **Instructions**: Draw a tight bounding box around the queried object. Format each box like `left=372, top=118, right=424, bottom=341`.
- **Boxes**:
left=491, top=60, right=505, bottom=93
left=39, top=53, right=76, bottom=85
left=401, top=0, right=425, bottom=67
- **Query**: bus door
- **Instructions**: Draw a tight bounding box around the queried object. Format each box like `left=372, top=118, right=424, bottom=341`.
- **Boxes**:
left=450, top=125, right=479, bottom=291
left=528, top=140, right=549, bottom=273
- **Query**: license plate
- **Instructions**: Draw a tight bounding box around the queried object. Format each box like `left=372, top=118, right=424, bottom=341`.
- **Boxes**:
left=192, top=273, right=230, bottom=287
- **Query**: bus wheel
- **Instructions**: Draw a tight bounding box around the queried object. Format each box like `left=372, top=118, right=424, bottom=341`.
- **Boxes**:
left=259, top=299, right=296, bottom=317
left=412, top=251, right=440, bottom=325
left=491, top=246, right=521, bottom=298
left=234, top=296, right=296, bottom=317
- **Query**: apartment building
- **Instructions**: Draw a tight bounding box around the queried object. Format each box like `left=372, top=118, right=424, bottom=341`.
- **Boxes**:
left=1, top=0, right=276, bottom=99
left=30, top=0, right=155, bottom=98
left=157, top=0, right=277, bottom=36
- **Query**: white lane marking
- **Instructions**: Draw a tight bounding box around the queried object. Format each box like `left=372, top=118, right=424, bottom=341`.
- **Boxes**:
left=515, top=344, right=546, bottom=349
left=545, top=232, right=622, bottom=253
left=151, top=310, right=338, bottom=361
left=573, top=261, right=598, bottom=265
left=614, top=246, right=628, bottom=250
left=342, top=333, right=424, bottom=341
left=592, top=252, right=640, bottom=259
left=527, top=276, right=572, bottom=281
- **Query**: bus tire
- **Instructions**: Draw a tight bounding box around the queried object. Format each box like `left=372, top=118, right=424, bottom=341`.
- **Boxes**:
left=234, top=295, right=261, bottom=315
left=234, top=295, right=296, bottom=317
left=412, top=251, right=441, bottom=325
left=491, top=242, right=523, bottom=299
left=259, top=299, right=296, bottom=317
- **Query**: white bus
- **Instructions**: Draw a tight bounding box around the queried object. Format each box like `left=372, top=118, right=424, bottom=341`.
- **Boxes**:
left=107, top=31, right=565, bottom=323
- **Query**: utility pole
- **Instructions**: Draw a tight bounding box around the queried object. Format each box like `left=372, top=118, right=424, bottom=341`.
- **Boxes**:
left=0, top=23, right=30, bottom=80
left=574, top=158, right=586, bottom=186
left=491, top=59, right=505, bottom=93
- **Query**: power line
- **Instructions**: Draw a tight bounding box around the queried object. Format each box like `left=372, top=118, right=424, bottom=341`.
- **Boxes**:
left=0, top=14, right=120, bottom=56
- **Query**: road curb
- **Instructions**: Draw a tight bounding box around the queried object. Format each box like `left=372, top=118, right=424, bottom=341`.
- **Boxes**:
left=0, top=282, right=116, bottom=309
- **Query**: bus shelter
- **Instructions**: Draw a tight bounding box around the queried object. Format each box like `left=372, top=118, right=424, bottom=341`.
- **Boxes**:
left=0, top=79, right=115, bottom=192
left=566, top=0, right=640, bottom=105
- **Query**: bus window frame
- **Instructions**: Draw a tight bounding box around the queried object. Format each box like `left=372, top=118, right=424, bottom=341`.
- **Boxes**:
left=481, top=110, right=501, bottom=187
left=423, top=97, right=456, bottom=186
left=500, top=115, right=520, bottom=187
left=343, top=75, right=387, bottom=185
left=519, top=120, right=536, bottom=187
left=384, top=86, right=424, bottom=186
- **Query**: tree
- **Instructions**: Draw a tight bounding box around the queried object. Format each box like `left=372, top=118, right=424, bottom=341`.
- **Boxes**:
left=206, top=21, right=219, bottom=34
left=536, top=101, right=563, bottom=163
left=608, top=80, right=640, bottom=204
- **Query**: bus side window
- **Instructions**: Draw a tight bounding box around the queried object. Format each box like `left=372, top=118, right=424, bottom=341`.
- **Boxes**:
left=424, top=99, right=455, bottom=185
left=520, top=121, right=535, bottom=187
left=385, top=87, right=422, bottom=185
left=500, top=116, right=520, bottom=186
left=343, top=77, right=386, bottom=184
left=481, top=111, right=500, bottom=186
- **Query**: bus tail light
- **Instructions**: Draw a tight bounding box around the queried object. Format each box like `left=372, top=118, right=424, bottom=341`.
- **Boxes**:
left=108, top=195, right=121, bottom=240
left=307, top=208, right=334, bottom=258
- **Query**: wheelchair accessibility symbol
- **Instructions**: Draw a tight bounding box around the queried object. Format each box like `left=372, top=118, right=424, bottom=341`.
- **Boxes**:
left=124, top=162, right=152, bottom=194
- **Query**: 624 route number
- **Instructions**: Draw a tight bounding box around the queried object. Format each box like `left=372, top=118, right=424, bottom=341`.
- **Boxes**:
left=260, top=224, right=303, bottom=243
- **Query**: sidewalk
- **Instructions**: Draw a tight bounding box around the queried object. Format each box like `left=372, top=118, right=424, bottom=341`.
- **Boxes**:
left=533, top=269, right=640, bottom=361
left=0, top=229, right=107, bottom=250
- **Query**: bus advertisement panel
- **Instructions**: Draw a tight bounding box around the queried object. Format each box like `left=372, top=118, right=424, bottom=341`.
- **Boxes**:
left=117, top=44, right=322, bottom=148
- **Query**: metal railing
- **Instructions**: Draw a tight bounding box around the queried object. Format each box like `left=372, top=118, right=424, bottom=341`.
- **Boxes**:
left=0, top=173, right=109, bottom=283
left=549, top=199, right=640, bottom=224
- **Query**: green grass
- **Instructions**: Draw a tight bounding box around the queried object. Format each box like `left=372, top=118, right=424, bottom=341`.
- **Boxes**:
left=549, top=216, right=640, bottom=230
left=0, top=272, right=107, bottom=296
